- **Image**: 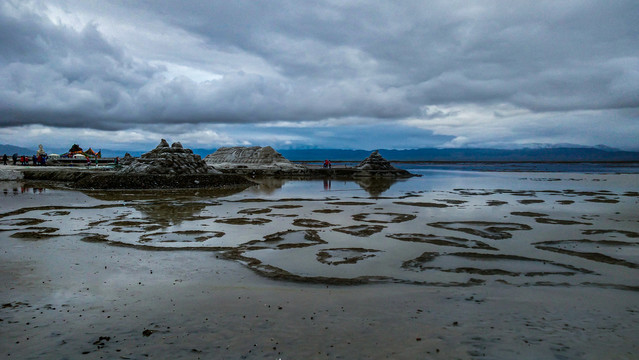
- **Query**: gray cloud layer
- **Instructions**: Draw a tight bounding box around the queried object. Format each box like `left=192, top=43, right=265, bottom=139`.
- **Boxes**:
left=0, top=0, right=638, bottom=146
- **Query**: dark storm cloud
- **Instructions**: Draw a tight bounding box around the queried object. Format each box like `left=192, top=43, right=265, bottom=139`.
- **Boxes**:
left=0, top=3, right=159, bottom=129
left=152, top=0, right=639, bottom=109
left=0, top=0, right=638, bottom=133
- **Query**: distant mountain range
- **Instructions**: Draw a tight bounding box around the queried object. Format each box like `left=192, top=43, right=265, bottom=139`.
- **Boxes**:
left=0, top=144, right=36, bottom=156
left=278, top=148, right=639, bottom=162
left=3, top=144, right=639, bottom=162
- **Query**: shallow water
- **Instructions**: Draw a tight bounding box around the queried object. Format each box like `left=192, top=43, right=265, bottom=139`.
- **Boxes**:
left=2, top=170, right=639, bottom=358
left=2, top=170, right=638, bottom=289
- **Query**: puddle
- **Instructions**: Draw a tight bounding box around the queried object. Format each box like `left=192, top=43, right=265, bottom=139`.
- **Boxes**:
left=402, top=252, right=592, bottom=277
left=317, top=248, right=381, bottom=265
left=334, top=225, right=386, bottom=237
left=387, top=233, right=497, bottom=250
left=139, top=230, right=225, bottom=244
left=241, top=230, right=326, bottom=250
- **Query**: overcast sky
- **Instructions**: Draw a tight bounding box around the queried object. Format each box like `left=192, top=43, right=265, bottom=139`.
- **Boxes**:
left=1, top=0, right=638, bottom=151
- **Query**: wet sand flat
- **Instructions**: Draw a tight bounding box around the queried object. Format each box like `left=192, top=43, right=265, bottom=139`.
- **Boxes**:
left=1, top=169, right=639, bottom=358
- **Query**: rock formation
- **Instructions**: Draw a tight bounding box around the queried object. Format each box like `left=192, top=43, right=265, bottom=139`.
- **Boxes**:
left=205, top=146, right=306, bottom=174
left=119, top=139, right=212, bottom=175
left=356, top=150, right=396, bottom=170
left=120, top=153, right=134, bottom=166
left=17, top=140, right=256, bottom=189
left=353, top=150, right=413, bottom=177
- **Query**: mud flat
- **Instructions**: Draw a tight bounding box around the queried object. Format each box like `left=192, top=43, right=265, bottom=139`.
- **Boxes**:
left=1, top=169, right=639, bottom=359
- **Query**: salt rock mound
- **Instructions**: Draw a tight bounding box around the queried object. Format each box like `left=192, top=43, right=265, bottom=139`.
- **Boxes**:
left=119, top=139, right=212, bottom=175
left=356, top=150, right=396, bottom=170
left=120, top=152, right=134, bottom=166
left=354, top=150, right=412, bottom=177
left=205, top=146, right=305, bottom=173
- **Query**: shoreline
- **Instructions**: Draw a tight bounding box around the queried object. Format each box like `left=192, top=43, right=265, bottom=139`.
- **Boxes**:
left=0, top=164, right=418, bottom=189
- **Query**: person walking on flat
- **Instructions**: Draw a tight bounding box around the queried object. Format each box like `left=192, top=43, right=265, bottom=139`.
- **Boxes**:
left=2, top=154, right=7, bottom=165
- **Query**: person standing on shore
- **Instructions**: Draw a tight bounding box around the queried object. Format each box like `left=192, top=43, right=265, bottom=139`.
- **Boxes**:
left=2, top=154, right=7, bottom=165
left=12, top=153, right=17, bottom=165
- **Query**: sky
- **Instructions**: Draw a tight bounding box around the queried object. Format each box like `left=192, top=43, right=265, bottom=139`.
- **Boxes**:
left=1, top=0, right=638, bottom=152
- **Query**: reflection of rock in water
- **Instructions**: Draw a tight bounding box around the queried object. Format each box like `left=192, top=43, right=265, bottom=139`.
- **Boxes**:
left=83, top=187, right=247, bottom=202
left=247, top=178, right=287, bottom=195
left=83, top=187, right=247, bottom=226
left=134, top=201, right=209, bottom=226
left=354, top=177, right=400, bottom=197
